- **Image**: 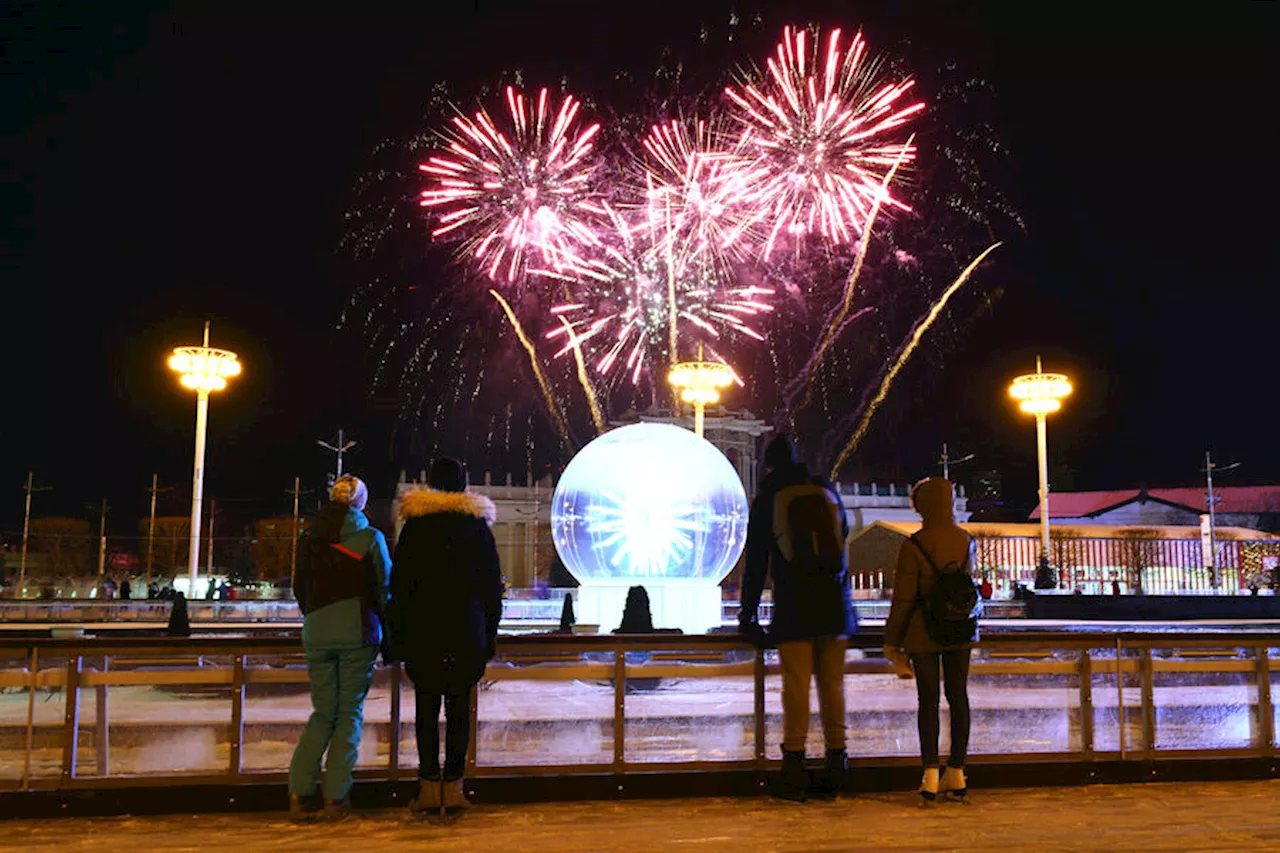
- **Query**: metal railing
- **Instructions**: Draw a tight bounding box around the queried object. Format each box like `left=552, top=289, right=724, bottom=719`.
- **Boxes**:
left=1, top=630, right=1277, bottom=792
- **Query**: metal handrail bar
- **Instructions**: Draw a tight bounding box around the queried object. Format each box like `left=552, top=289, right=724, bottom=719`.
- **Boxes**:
left=4, top=629, right=1280, bottom=655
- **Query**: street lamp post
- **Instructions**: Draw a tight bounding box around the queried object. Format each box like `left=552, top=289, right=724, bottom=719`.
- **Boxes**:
left=1009, top=356, right=1072, bottom=589
left=667, top=348, right=736, bottom=438
left=1201, top=451, right=1240, bottom=590
left=169, top=322, right=241, bottom=594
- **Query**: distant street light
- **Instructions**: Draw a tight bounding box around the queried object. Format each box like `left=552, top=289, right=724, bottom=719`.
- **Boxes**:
left=1009, top=356, right=1072, bottom=588
left=939, top=443, right=975, bottom=482
left=667, top=347, right=736, bottom=438
left=169, top=322, right=241, bottom=593
left=317, top=428, right=357, bottom=482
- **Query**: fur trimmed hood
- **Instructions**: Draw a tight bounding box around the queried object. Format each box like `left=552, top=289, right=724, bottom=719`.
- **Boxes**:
left=398, top=487, right=497, bottom=525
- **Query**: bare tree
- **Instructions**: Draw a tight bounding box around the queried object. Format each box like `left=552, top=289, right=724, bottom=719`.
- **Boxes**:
left=254, top=517, right=300, bottom=582
left=1116, top=529, right=1162, bottom=592
left=29, top=518, right=94, bottom=577
left=1051, top=528, right=1086, bottom=590
left=140, top=517, right=192, bottom=582
left=967, top=527, right=1002, bottom=586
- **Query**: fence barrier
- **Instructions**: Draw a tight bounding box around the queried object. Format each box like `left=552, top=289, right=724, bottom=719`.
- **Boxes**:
left=2, top=630, right=1278, bottom=794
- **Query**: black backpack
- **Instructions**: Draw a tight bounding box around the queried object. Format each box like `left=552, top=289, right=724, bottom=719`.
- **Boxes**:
left=908, top=533, right=979, bottom=646
left=772, top=477, right=847, bottom=625
left=772, top=478, right=845, bottom=571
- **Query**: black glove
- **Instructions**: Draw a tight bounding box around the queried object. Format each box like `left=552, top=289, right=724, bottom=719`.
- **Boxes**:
left=738, top=618, right=769, bottom=649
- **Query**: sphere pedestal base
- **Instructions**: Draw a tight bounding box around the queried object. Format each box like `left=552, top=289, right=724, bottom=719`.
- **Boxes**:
left=576, top=579, right=724, bottom=635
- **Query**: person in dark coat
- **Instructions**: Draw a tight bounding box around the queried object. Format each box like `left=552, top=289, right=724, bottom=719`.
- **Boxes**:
left=614, top=586, right=658, bottom=693
left=389, top=458, right=502, bottom=814
left=739, top=434, right=855, bottom=801
left=166, top=591, right=191, bottom=637
left=883, top=477, right=978, bottom=803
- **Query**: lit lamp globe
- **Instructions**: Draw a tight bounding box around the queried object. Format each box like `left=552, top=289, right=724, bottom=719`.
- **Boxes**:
left=668, top=356, right=735, bottom=437
left=551, top=422, right=748, bottom=634
left=1008, top=356, right=1071, bottom=589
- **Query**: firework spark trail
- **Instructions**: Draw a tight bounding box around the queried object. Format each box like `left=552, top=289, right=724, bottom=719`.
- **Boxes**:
left=420, top=87, right=605, bottom=284
left=829, top=242, right=1002, bottom=479
left=723, top=26, right=924, bottom=260
left=558, top=315, right=605, bottom=434
left=783, top=136, right=914, bottom=414
left=489, top=289, right=574, bottom=451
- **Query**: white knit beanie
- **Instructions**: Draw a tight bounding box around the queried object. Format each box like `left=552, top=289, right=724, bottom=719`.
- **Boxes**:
left=330, top=475, right=368, bottom=511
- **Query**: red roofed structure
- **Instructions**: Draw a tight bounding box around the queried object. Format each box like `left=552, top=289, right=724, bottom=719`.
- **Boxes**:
left=1028, top=487, right=1280, bottom=533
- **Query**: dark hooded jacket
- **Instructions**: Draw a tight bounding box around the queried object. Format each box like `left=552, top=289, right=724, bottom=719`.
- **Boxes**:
left=388, top=488, right=503, bottom=692
left=883, top=477, right=978, bottom=653
left=740, top=461, right=855, bottom=644
left=295, top=501, right=391, bottom=651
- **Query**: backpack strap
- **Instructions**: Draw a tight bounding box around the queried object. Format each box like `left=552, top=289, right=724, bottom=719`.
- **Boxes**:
left=908, top=533, right=940, bottom=574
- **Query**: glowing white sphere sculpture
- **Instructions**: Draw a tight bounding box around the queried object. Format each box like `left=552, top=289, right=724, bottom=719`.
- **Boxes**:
left=551, top=423, right=748, bottom=632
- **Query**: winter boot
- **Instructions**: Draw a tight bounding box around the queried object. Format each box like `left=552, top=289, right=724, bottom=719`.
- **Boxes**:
left=288, top=791, right=322, bottom=822
left=321, top=798, right=352, bottom=822
left=808, top=748, right=848, bottom=799
left=442, top=777, right=471, bottom=811
left=940, top=766, right=968, bottom=802
left=918, top=767, right=940, bottom=804
left=408, top=775, right=442, bottom=813
left=770, top=750, right=809, bottom=802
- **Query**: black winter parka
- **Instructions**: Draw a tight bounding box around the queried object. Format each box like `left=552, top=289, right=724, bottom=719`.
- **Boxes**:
left=388, top=488, right=503, bottom=692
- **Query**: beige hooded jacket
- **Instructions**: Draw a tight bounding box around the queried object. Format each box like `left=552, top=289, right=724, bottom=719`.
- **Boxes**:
left=883, top=477, right=977, bottom=654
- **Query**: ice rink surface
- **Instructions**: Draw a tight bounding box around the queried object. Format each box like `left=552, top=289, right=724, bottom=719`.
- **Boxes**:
left=6, top=780, right=1280, bottom=853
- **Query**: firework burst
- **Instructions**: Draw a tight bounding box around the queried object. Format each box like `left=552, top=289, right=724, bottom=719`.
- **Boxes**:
left=419, top=86, right=606, bottom=284
left=540, top=204, right=772, bottom=384
left=723, top=26, right=924, bottom=259
left=639, top=117, right=747, bottom=269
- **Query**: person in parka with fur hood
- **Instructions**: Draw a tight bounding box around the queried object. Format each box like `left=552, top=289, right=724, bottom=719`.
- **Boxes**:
left=388, top=457, right=502, bottom=814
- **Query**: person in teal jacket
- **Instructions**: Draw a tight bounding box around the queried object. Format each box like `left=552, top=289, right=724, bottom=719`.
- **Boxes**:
left=288, top=475, right=391, bottom=820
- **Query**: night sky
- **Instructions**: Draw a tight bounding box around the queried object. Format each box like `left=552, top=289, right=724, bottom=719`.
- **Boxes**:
left=3, top=1, right=1277, bottom=536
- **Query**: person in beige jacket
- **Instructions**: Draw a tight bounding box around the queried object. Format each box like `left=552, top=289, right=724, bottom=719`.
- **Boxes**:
left=883, top=477, right=978, bottom=802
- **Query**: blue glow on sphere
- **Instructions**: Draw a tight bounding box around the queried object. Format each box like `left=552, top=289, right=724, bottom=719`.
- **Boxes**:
left=552, top=422, right=749, bottom=583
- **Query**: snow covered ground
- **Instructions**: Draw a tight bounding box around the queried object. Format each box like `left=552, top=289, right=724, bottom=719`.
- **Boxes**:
left=7, top=780, right=1280, bottom=852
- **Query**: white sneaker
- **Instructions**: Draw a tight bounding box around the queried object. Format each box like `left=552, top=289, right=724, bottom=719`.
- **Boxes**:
left=919, top=767, right=940, bottom=803
left=940, top=766, right=967, bottom=801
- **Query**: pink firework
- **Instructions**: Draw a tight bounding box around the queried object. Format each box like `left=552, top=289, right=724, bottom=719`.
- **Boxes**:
left=540, top=204, right=772, bottom=384
left=640, top=118, right=747, bottom=267
left=723, top=26, right=924, bottom=259
left=419, top=87, right=605, bottom=283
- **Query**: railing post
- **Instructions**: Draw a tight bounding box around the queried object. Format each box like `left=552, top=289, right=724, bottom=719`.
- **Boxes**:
left=229, top=654, right=245, bottom=777
left=613, top=645, right=626, bottom=773
left=1139, top=647, right=1156, bottom=757
left=1078, top=649, right=1094, bottom=757
left=754, top=648, right=766, bottom=767
left=1256, top=645, right=1274, bottom=755
left=1115, top=638, right=1127, bottom=760
left=61, top=654, right=82, bottom=784
left=389, top=662, right=402, bottom=773
left=94, top=657, right=110, bottom=777
left=21, top=646, right=39, bottom=790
